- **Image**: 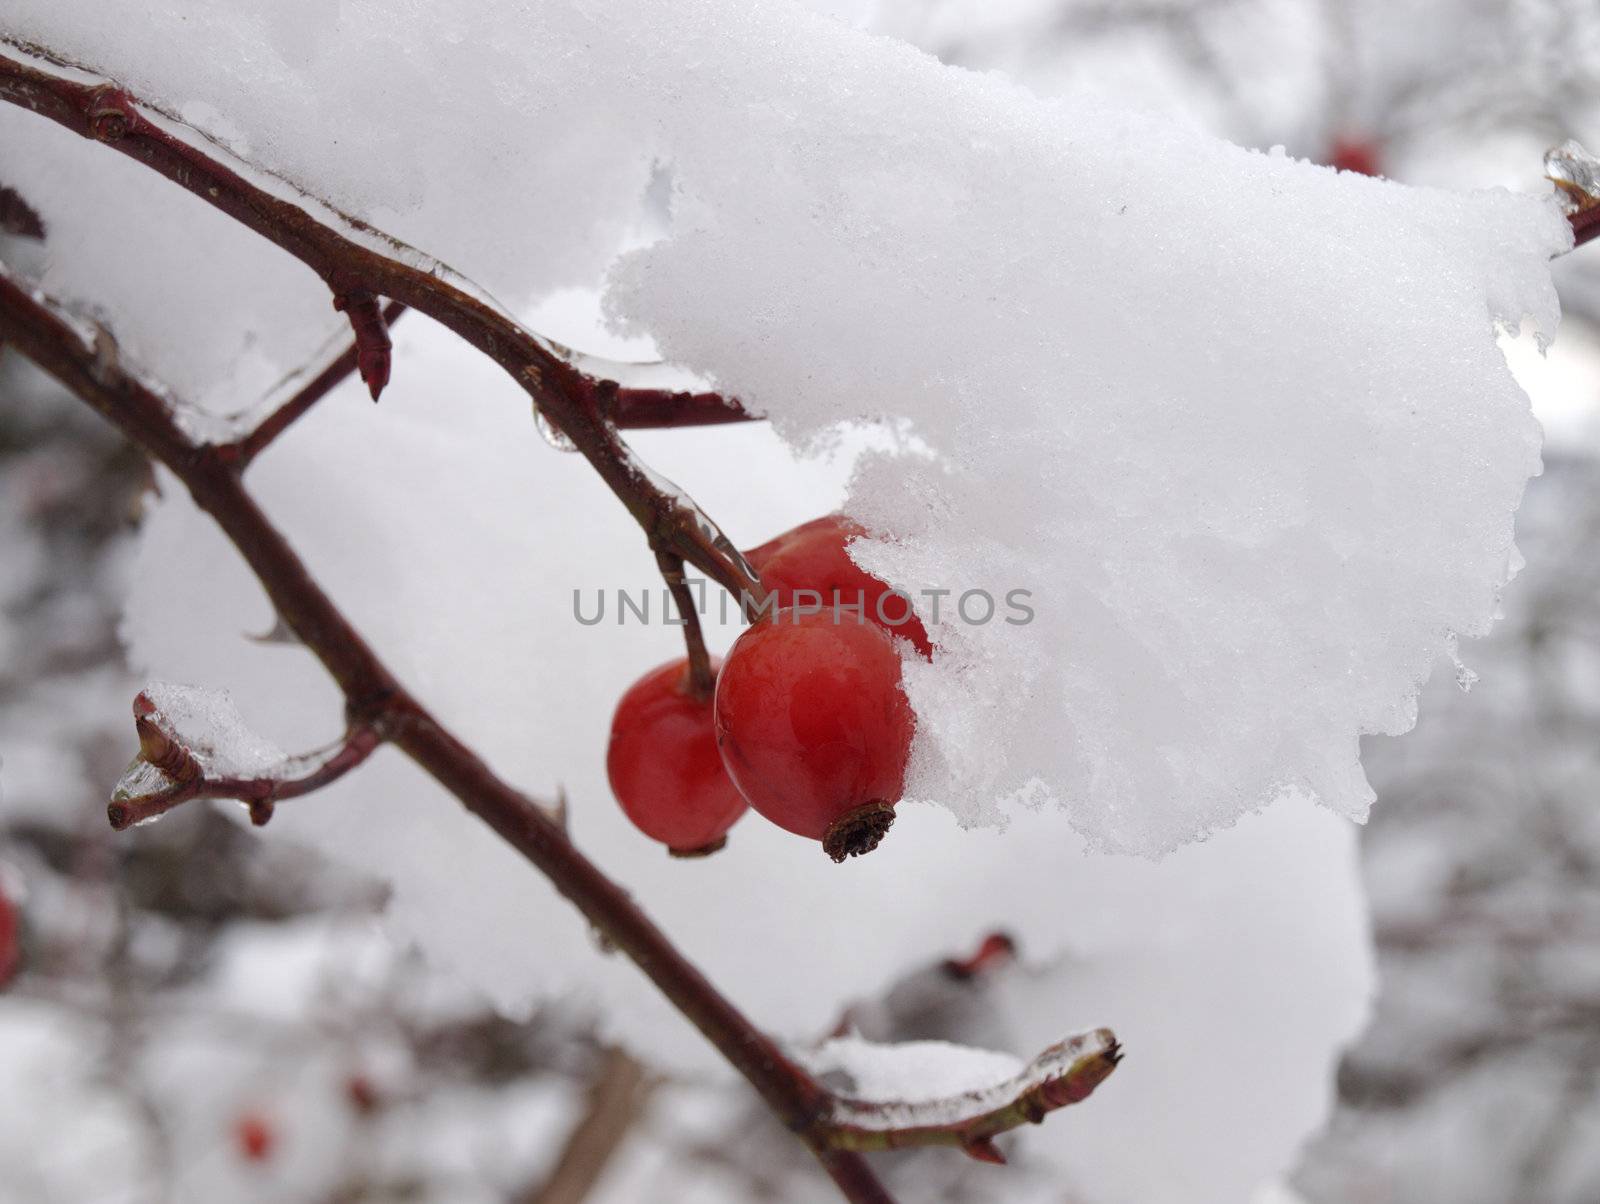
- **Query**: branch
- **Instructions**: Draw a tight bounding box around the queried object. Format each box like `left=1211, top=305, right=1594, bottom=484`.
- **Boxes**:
left=817, top=1029, right=1123, bottom=1165
left=108, top=687, right=381, bottom=830
left=0, top=267, right=892, bottom=1204
left=519, top=1048, right=654, bottom=1204
left=0, top=44, right=763, bottom=606
left=229, top=300, right=407, bottom=468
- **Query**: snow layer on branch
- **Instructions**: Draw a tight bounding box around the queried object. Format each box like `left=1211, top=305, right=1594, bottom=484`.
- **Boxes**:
left=139, top=681, right=287, bottom=777
left=0, top=107, right=339, bottom=428
left=800, top=1034, right=1024, bottom=1102
left=4, top=0, right=1570, bottom=852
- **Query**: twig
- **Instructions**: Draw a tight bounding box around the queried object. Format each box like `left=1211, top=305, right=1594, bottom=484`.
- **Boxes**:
left=601, top=381, right=757, bottom=429
left=230, top=300, right=406, bottom=468
left=0, top=267, right=892, bottom=1203
left=657, top=550, right=715, bottom=700
left=108, top=697, right=381, bottom=831
left=819, top=1029, right=1122, bottom=1165
left=520, top=1048, right=654, bottom=1204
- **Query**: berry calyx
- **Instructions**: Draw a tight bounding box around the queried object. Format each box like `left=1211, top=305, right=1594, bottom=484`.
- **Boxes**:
left=715, top=608, right=914, bottom=861
left=745, top=514, right=933, bottom=658
left=607, top=657, right=748, bottom=856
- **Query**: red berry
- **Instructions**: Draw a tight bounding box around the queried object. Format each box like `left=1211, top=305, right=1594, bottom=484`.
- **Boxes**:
left=607, top=658, right=748, bottom=856
left=715, top=608, right=914, bottom=861
left=234, top=1113, right=275, bottom=1162
left=1328, top=137, right=1381, bottom=178
left=745, top=514, right=933, bottom=658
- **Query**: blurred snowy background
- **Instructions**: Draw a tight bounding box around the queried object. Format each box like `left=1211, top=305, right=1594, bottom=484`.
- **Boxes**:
left=3, top=0, right=1600, bottom=1201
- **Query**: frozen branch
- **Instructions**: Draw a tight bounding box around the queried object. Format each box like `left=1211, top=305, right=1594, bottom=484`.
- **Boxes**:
left=108, top=685, right=381, bottom=831
left=815, top=1029, right=1123, bottom=1165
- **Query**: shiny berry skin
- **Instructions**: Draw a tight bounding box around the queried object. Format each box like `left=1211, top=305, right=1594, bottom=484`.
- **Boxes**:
left=715, top=608, right=914, bottom=861
left=607, top=658, right=747, bottom=856
left=234, top=1113, right=275, bottom=1162
left=745, top=514, right=933, bottom=658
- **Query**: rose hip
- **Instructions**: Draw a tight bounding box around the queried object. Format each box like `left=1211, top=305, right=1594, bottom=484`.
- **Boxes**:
left=607, top=657, right=748, bottom=856
left=715, top=608, right=914, bottom=861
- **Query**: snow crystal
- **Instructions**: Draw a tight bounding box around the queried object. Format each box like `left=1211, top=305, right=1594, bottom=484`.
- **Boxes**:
left=138, top=681, right=286, bottom=778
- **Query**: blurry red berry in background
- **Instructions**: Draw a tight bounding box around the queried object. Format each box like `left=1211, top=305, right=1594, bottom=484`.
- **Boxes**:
left=234, top=1112, right=276, bottom=1163
left=715, top=607, right=914, bottom=861
left=745, top=514, right=933, bottom=658
left=0, top=890, right=19, bottom=988
left=1328, top=136, right=1381, bottom=178
left=345, top=1074, right=381, bottom=1115
left=608, top=657, right=748, bottom=856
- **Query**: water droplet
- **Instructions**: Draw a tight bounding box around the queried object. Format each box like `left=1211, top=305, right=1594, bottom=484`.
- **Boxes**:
left=533, top=404, right=578, bottom=452
left=1545, top=140, right=1600, bottom=212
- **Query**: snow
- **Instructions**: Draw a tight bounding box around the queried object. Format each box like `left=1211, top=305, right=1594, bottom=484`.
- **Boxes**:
left=136, top=681, right=287, bottom=779
left=801, top=1034, right=1024, bottom=1102
left=802, top=1029, right=1115, bottom=1131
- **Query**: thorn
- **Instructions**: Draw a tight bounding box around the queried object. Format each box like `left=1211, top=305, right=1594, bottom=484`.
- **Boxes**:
left=331, top=288, right=393, bottom=402
left=246, top=614, right=303, bottom=646
left=0, top=185, right=45, bottom=240
left=962, top=1137, right=1006, bottom=1165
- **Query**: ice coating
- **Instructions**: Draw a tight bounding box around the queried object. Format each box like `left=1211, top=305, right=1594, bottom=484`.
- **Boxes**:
left=802, top=1029, right=1116, bottom=1130
left=135, top=681, right=286, bottom=778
